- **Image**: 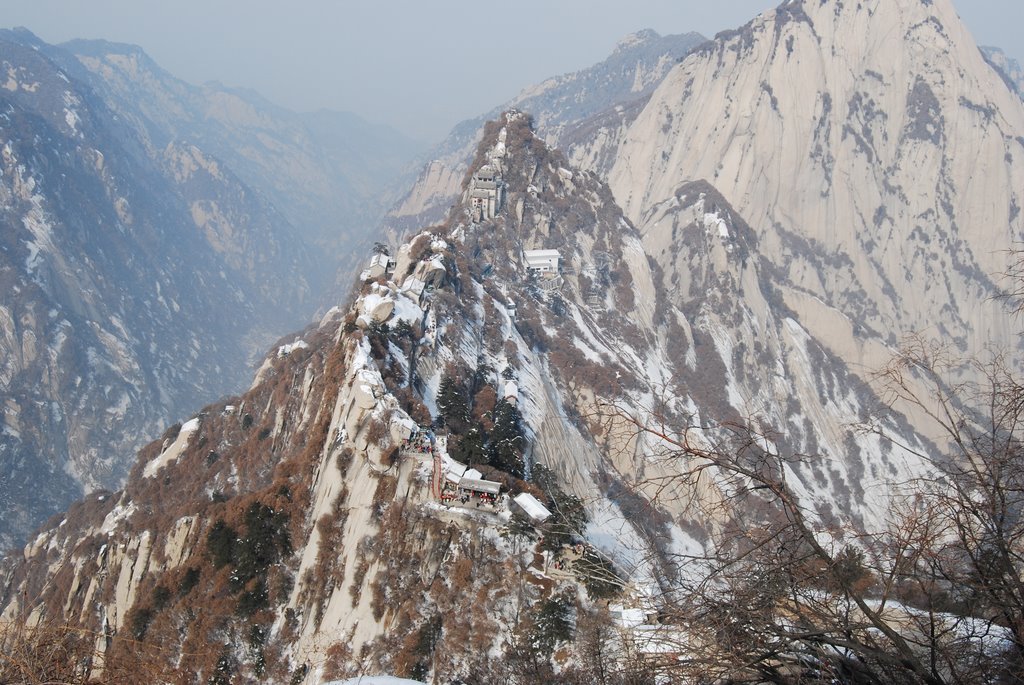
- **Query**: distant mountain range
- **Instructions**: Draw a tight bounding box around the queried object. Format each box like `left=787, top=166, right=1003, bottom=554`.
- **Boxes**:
left=0, top=28, right=421, bottom=549
left=64, top=37, right=426, bottom=290
left=385, top=29, right=707, bottom=234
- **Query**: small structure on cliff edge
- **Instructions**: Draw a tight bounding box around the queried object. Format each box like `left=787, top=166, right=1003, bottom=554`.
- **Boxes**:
left=364, top=252, right=396, bottom=279
left=523, top=249, right=560, bottom=274
left=468, top=164, right=503, bottom=221
left=511, top=492, right=551, bottom=525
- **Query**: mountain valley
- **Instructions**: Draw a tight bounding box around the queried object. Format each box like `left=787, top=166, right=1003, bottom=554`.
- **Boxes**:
left=0, top=28, right=421, bottom=549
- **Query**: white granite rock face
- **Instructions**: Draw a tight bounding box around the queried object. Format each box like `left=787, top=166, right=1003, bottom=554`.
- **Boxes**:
left=578, top=0, right=1024, bottom=364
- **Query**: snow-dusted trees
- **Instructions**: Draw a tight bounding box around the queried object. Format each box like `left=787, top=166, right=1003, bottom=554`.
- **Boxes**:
left=489, top=399, right=525, bottom=478
left=437, top=374, right=471, bottom=433
left=868, top=341, right=1024, bottom=681
left=439, top=372, right=526, bottom=477
left=601, top=339, right=1024, bottom=684
left=532, top=463, right=588, bottom=552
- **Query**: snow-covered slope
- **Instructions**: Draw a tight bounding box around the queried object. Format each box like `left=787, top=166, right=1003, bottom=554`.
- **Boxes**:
left=0, top=114, right=938, bottom=682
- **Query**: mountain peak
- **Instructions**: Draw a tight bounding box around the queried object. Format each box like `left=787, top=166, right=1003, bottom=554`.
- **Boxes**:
left=60, top=37, right=149, bottom=59
left=981, top=45, right=1024, bottom=99
left=596, top=0, right=1024, bottom=399
left=614, top=28, right=661, bottom=51
left=0, top=27, right=45, bottom=48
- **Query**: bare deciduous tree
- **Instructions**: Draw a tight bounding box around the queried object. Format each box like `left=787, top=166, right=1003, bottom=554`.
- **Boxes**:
left=0, top=616, right=192, bottom=684
left=594, top=335, right=1024, bottom=684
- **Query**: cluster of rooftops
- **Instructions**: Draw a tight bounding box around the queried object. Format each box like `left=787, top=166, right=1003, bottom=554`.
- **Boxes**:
left=400, top=429, right=552, bottom=525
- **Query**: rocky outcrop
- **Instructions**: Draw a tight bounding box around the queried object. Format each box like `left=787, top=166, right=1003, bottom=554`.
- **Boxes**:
left=385, top=29, right=706, bottom=235
left=567, top=0, right=1024, bottom=386
left=0, top=114, right=940, bottom=682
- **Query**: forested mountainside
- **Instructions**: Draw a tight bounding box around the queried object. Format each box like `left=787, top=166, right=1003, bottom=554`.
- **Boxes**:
left=0, top=29, right=417, bottom=550
left=385, top=29, right=705, bottom=234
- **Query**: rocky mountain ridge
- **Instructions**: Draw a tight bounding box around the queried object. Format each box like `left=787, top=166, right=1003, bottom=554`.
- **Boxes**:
left=0, top=29, right=308, bottom=549
left=0, top=28, right=419, bottom=550
left=4, top=0, right=1024, bottom=681
left=982, top=45, right=1024, bottom=99
left=565, top=0, right=1024, bottom=390
left=392, top=1, right=1024, bottom=392
left=0, top=112, right=938, bottom=683
left=385, top=29, right=706, bottom=235
left=0, top=28, right=428, bottom=548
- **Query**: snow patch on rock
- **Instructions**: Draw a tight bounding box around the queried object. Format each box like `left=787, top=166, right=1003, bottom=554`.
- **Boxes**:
left=142, top=418, right=199, bottom=479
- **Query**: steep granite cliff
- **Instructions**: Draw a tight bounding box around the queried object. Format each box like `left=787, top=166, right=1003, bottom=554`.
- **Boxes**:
left=572, top=0, right=1024, bottom=372
left=1, top=114, right=937, bottom=683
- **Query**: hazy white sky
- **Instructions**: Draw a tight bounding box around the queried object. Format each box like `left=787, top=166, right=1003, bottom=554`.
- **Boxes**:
left=0, top=1, right=1020, bottom=143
